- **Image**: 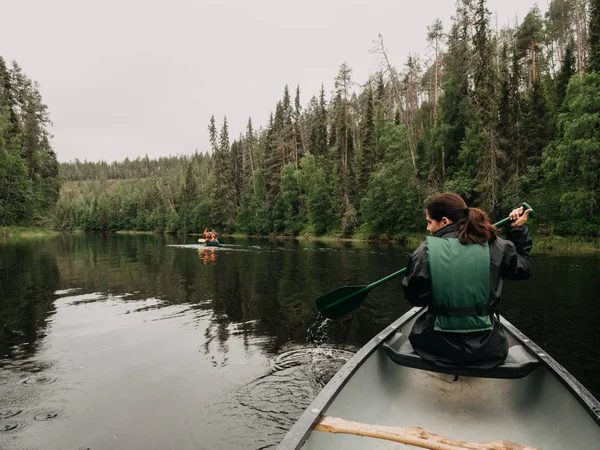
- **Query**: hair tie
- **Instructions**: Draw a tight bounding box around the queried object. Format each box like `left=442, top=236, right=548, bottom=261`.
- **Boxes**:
left=464, top=207, right=469, bottom=217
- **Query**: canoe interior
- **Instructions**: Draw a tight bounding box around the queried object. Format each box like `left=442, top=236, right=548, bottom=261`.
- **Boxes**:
left=299, top=313, right=600, bottom=450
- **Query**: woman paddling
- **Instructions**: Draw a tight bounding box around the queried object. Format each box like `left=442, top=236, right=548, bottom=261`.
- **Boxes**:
left=401, top=192, right=533, bottom=369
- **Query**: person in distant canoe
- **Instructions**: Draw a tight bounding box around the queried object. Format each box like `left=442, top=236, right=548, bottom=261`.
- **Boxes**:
left=401, top=192, right=533, bottom=369
left=203, top=228, right=209, bottom=240
left=211, top=230, right=218, bottom=241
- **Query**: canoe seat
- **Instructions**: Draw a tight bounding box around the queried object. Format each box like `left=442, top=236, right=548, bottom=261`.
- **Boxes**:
left=382, top=331, right=540, bottom=379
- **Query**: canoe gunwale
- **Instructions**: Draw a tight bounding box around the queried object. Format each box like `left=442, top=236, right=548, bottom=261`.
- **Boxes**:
left=500, top=317, right=600, bottom=426
left=277, top=307, right=600, bottom=449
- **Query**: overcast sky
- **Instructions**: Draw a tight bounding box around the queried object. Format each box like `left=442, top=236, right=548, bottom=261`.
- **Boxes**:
left=1, top=0, right=541, bottom=163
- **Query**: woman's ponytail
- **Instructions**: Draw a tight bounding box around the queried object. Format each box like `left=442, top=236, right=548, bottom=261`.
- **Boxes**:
left=458, top=207, right=497, bottom=245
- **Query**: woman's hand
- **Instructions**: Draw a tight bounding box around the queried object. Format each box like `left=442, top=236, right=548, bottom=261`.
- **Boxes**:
left=510, top=206, right=533, bottom=227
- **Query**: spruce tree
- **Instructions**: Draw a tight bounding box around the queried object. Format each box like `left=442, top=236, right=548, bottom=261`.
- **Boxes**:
left=243, top=117, right=256, bottom=193
left=211, top=117, right=237, bottom=230
left=521, top=78, right=552, bottom=168
left=333, top=63, right=357, bottom=230
left=457, top=0, right=500, bottom=211
left=310, top=84, right=328, bottom=157
left=358, top=85, right=375, bottom=198
left=555, top=42, right=576, bottom=109
left=437, top=9, right=471, bottom=179
left=589, top=0, right=600, bottom=73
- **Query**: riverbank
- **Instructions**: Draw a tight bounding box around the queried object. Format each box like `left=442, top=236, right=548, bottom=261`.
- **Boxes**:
left=0, top=226, right=59, bottom=240
left=5, top=227, right=600, bottom=252
left=228, top=231, right=600, bottom=253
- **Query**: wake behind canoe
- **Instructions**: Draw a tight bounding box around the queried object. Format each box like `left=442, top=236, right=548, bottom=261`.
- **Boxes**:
left=278, top=307, right=600, bottom=449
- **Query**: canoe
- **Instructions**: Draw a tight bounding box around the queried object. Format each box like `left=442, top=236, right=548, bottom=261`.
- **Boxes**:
left=198, top=238, right=220, bottom=247
left=278, top=307, right=600, bottom=450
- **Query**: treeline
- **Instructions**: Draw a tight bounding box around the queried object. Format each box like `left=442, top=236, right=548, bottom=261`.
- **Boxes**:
left=0, top=57, right=60, bottom=226
left=58, top=0, right=600, bottom=237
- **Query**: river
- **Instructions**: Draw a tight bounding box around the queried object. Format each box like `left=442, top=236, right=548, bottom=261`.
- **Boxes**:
left=1, top=234, right=599, bottom=449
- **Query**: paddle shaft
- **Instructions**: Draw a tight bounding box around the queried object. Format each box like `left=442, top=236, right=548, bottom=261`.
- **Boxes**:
left=319, top=203, right=533, bottom=316
left=315, top=416, right=539, bottom=450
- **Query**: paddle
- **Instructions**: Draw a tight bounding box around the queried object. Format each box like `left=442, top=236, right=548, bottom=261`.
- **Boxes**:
left=317, top=202, right=534, bottom=320
left=198, top=238, right=206, bottom=243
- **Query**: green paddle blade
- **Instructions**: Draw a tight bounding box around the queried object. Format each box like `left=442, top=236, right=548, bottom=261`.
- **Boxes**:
left=316, top=202, right=535, bottom=320
left=316, top=285, right=372, bottom=320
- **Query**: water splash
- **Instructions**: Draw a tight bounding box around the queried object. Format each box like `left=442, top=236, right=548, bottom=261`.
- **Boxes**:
left=306, top=313, right=331, bottom=348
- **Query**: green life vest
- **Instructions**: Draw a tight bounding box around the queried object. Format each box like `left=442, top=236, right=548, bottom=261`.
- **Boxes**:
left=426, top=236, right=493, bottom=333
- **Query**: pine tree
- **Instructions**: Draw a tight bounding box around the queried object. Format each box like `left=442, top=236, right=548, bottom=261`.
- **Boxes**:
left=515, top=6, right=544, bottom=87
left=555, top=42, right=576, bottom=109
left=358, top=85, right=375, bottom=198
left=243, top=117, right=256, bottom=193
left=230, top=139, right=243, bottom=207
left=180, top=162, right=197, bottom=233
left=0, top=57, right=19, bottom=136
left=333, top=63, right=357, bottom=230
left=456, top=0, right=500, bottom=211
left=508, top=44, right=523, bottom=176
left=263, top=104, right=285, bottom=203
left=498, top=43, right=511, bottom=142
left=309, top=84, right=328, bottom=157
left=437, top=6, right=471, bottom=180
left=521, top=77, right=552, bottom=168
left=292, top=85, right=304, bottom=168
left=589, top=0, right=600, bottom=73
left=211, top=117, right=237, bottom=230
left=208, top=115, right=218, bottom=153
left=427, top=19, right=444, bottom=126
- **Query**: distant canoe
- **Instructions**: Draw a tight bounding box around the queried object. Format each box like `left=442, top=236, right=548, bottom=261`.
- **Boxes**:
left=278, top=307, right=600, bottom=449
left=204, top=239, right=220, bottom=247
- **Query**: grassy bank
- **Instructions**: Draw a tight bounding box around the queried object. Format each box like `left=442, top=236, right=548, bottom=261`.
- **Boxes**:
left=0, top=226, right=59, bottom=240
left=6, top=226, right=600, bottom=253
left=226, top=231, right=600, bottom=253
left=532, top=235, right=600, bottom=253
left=114, top=230, right=156, bottom=235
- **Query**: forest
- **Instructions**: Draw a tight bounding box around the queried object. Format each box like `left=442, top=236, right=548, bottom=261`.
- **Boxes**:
left=4, top=0, right=600, bottom=239
left=0, top=57, right=60, bottom=227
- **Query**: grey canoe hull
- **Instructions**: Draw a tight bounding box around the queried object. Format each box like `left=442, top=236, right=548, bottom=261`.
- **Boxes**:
left=278, top=307, right=600, bottom=450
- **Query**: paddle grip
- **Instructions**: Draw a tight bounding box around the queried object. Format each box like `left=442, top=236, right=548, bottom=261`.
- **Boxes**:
left=493, top=202, right=535, bottom=228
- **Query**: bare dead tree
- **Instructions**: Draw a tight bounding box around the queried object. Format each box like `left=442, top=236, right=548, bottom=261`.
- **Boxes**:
left=370, top=34, right=419, bottom=176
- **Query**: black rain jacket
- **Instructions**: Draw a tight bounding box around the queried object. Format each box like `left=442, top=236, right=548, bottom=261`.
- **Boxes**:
left=401, top=222, right=532, bottom=369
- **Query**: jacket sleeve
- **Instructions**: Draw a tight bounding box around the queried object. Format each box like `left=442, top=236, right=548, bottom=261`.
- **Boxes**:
left=401, top=244, right=433, bottom=306
left=500, top=225, right=532, bottom=280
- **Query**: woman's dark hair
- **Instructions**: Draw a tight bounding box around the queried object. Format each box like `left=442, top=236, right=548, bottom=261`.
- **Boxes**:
left=425, top=192, right=497, bottom=245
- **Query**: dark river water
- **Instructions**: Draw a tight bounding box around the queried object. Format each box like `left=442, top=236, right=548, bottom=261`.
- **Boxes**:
left=1, top=234, right=599, bottom=449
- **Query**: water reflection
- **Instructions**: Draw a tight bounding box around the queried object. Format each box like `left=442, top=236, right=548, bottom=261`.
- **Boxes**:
left=0, top=234, right=599, bottom=449
left=0, top=241, right=60, bottom=360
left=199, top=247, right=218, bottom=265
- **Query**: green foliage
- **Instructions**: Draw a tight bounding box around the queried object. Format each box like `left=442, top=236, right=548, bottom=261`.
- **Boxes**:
left=590, top=0, right=600, bottom=73
left=54, top=0, right=600, bottom=239
left=555, top=43, right=576, bottom=108
left=298, top=154, right=335, bottom=235
left=542, top=73, right=600, bottom=219
left=360, top=158, right=422, bottom=235
left=0, top=57, right=60, bottom=227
